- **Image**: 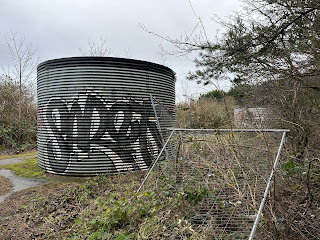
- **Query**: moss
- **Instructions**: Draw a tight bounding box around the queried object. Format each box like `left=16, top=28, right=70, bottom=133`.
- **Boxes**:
left=0, top=156, right=46, bottom=178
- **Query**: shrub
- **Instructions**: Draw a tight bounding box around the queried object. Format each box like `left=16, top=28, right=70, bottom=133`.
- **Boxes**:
left=0, top=76, right=37, bottom=151
left=176, top=96, right=235, bottom=129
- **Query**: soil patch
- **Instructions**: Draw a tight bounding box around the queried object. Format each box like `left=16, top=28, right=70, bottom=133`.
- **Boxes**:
left=0, top=176, right=13, bottom=195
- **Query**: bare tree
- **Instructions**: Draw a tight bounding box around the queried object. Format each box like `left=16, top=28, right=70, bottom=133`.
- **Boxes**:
left=4, top=31, right=38, bottom=90
left=79, top=36, right=113, bottom=57
left=3, top=31, right=38, bottom=145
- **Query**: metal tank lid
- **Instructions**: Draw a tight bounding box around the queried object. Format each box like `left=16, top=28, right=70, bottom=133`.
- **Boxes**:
left=38, top=56, right=175, bottom=77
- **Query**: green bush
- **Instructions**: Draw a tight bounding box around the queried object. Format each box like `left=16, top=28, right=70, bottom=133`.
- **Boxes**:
left=200, top=88, right=245, bottom=101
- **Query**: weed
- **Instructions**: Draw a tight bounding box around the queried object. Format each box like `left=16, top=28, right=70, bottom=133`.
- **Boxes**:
left=185, top=185, right=209, bottom=204
left=281, top=160, right=308, bottom=176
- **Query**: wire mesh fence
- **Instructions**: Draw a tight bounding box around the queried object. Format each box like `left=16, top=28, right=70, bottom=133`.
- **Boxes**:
left=138, top=129, right=287, bottom=239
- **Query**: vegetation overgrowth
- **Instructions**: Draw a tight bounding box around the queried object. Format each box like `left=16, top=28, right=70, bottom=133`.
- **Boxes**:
left=176, top=96, right=235, bottom=129
left=0, top=91, right=319, bottom=239
left=173, top=0, right=320, bottom=236
left=0, top=1, right=319, bottom=238
left=1, top=133, right=318, bottom=239
left=1, top=170, right=221, bottom=239
left=0, top=76, right=37, bottom=152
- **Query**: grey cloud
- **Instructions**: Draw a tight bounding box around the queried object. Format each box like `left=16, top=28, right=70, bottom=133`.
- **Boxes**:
left=0, top=0, right=240, bottom=101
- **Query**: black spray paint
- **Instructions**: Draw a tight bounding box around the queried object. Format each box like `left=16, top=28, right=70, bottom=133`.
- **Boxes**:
left=43, top=91, right=162, bottom=173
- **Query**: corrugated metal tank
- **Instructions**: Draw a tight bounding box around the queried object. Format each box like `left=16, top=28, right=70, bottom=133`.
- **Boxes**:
left=234, top=107, right=269, bottom=128
left=37, top=57, right=175, bottom=176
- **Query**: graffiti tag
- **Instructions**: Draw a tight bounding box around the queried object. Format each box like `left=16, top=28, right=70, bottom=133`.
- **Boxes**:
left=42, top=91, right=162, bottom=173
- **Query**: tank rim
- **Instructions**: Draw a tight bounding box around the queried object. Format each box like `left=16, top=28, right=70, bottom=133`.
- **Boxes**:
left=37, top=56, right=175, bottom=76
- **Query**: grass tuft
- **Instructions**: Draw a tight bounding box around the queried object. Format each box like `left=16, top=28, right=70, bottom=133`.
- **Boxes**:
left=0, top=156, right=46, bottom=178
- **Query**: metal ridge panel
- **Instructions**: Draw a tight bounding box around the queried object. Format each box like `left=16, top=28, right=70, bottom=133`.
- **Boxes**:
left=37, top=57, right=175, bottom=176
left=38, top=57, right=175, bottom=77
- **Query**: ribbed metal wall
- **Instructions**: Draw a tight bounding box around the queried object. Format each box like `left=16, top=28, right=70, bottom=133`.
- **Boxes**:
left=37, top=57, right=175, bottom=176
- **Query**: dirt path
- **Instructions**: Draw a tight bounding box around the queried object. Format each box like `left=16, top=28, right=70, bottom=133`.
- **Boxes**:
left=0, top=169, right=48, bottom=203
left=0, top=155, right=48, bottom=203
left=0, top=155, right=37, bottom=166
left=0, top=155, right=85, bottom=239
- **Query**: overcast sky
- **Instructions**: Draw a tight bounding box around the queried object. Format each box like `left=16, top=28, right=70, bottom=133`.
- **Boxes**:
left=0, top=0, right=241, bottom=102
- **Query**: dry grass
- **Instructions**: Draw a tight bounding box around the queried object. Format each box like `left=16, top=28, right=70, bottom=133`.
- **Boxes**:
left=0, top=131, right=318, bottom=239
left=0, top=95, right=318, bottom=239
left=176, top=97, right=235, bottom=129
left=140, top=130, right=282, bottom=239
